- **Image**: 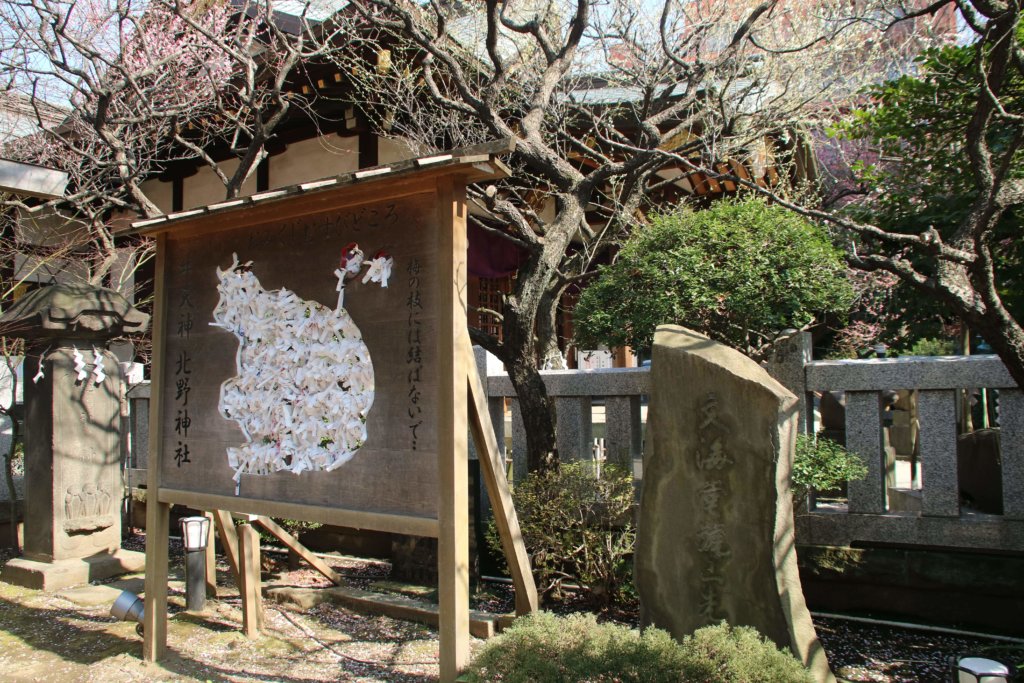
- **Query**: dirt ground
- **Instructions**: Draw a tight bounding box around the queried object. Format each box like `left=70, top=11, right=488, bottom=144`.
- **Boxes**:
left=0, top=539, right=1019, bottom=683
left=0, top=546, right=461, bottom=683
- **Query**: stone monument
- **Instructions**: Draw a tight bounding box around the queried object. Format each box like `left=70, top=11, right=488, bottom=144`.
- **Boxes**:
left=0, top=284, right=149, bottom=590
left=635, top=325, right=834, bottom=682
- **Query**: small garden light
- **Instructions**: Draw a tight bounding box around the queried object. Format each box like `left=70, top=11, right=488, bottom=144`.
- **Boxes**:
left=179, top=515, right=211, bottom=612
left=110, top=589, right=144, bottom=623
left=110, top=589, right=144, bottom=636
left=180, top=515, right=211, bottom=553
left=951, top=656, right=1011, bottom=683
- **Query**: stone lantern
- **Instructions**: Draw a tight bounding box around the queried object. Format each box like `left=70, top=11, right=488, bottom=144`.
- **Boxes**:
left=0, top=284, right=149, bottom=589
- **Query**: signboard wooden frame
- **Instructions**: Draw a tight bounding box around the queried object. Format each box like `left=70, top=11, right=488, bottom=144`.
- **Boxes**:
left=136, top=153, right=536, bottom=682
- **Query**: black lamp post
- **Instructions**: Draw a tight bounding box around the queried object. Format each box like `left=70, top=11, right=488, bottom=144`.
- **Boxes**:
left=179, top=515, right=211, bottom=612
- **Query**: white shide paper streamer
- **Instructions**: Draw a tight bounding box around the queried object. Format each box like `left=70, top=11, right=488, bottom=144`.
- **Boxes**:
left=211, top=252, right=390, bottom=481
left=91, top=348, right=106, bottom=385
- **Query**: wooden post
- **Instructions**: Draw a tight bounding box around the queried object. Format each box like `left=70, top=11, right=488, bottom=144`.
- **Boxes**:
left=237, top=523, right=264, bottom=638
left=436, top=176, right=470, bottom=682
left=467, top=361, right=538, bottom=616
left=143, top=234, right=170, bottom=663
left=203, top=511, right=217, bottom=597
left=212, top=509, right=240, bottom=581
left=254, top=516, right=341, bottom=585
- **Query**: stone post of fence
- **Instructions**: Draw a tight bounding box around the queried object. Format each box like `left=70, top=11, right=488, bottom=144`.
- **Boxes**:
left=763, top=330, right=813, bottom=434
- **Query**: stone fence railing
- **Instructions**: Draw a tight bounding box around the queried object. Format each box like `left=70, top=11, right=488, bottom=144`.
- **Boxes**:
left=798, top=354, right=1024, bottom=552
left=484, top=366, right=648, bottom=485
left=121, top=343, right=1024, bottom=553
left=480, top=343, right=1024, bottom=554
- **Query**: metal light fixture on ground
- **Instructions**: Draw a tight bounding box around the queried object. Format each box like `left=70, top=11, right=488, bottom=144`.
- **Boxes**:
left=179, top=515, right=211, bottom=552
left=110, top=589, right=144, bottom=636
left=952, top=656, right=1011, bottom=683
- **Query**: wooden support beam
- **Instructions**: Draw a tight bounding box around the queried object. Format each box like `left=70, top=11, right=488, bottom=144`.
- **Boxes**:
left=143, top=234, right=169, bottom=663
left=161, top=489, right=439, bottom=538
left=237, top=523, right=264, bottom=638
left=203, top=511, right=217, bottom=597
left=266, top=584, right=502, bottom=639
left=212, top=509, right=241, bottom=581
left=253, top=516, right=342, bottom=585
left=436, top=175, right=470, bottom=683
left=142, top=501, right=169, bottom=660
left=467, top=361, right=538, bottom=616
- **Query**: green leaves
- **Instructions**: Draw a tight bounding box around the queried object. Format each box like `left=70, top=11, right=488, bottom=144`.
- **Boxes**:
left=792, top=434, right=867, bottom=504
left=460, top=613, right=814, bottom=683
left=831, top=35, right=1024, bottom=341
left=573, top=198, right=853, bottom=356
left=488, top=462, right=635, bottom=608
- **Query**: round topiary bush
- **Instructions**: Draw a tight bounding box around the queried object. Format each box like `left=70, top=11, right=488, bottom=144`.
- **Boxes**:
left=459, top=612, right=813, bottom=683
left=573, top=197, right=853, bottom=359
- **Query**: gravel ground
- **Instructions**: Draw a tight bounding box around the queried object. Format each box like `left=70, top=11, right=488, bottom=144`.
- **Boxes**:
left=815, top=617, right=1022, bottom=682
left=0, top=537, right=1020, bottom=682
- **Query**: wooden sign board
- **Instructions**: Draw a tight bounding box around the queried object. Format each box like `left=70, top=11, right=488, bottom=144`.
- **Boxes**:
left=136, top=153, right=518, bottom=682
left=159, top=191, right=443, bottom=524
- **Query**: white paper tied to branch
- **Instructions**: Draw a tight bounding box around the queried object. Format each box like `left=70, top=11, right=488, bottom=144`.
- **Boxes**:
left=32, top=345, right=51, bottom=384
left=211, top=251, right=391, bottom=481
left=362, top=252, right=393, bottom=287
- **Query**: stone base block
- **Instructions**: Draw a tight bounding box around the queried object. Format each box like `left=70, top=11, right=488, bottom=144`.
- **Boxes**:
left=798, top=543, right=1024, bottom=637
left=1, top=549, right=145, bottom=591
left=887, top=487, right=923, bottom=513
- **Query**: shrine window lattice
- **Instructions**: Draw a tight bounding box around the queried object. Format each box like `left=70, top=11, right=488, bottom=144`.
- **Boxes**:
left=471, top=275, right=512, bottom=341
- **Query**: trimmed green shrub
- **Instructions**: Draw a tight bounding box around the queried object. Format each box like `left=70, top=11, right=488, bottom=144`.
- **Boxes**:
left=573, top=198, right=853, bottom=358
left=487, top=462, right=635, bottom=608
left=792, top=434, right=867, bottom=505
left=460, top=612, right=813, bottom=682
left=904, top=337, right=957, bottom=356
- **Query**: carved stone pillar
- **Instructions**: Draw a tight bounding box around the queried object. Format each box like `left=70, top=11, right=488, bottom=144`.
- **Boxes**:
left=636, top=325, right=834, bottom=683
left=0, top=284, right=149, bottom=590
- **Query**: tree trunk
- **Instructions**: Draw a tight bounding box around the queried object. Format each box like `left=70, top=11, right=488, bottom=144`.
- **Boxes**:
left=537, top=286, right=567, bottom=370
left=508, top=354, right=559, bottom=473
left=923, top=250, right=1024, bottom=390
left=502, top=288, right=560, bottom=474
left=964, top=305, right=1024, bottom=391
left=497, top=216, right=581, bottom=475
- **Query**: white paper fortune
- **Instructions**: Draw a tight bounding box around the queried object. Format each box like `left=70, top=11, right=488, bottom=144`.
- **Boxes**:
left=211, top=250, right=392, bottom=481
